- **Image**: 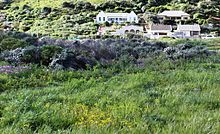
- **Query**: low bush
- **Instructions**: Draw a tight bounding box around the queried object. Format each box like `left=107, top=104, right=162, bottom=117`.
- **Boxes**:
left=0, top=37, right=29, bottom=52
left=40, top=45, right=63, bottom=65
left=19, top=46, right=39, bottom=64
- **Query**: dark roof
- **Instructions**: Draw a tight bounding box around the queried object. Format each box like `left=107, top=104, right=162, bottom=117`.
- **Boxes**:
left=150, top=24, right=172, bottom=31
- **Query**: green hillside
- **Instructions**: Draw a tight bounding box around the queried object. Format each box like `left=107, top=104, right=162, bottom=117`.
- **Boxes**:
left=1, top=0, right=219, bottom=38
left=11, top=0, right=105, bottom=8
left=0, top=1, right=220, bottom=133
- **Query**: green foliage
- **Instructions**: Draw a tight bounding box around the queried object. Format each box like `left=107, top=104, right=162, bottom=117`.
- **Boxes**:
left=18, top=45, right=63, bottom=65
left=0, top=54, right=220, bottom=133
left=40, top=45, right=63, bottom=65
left=2, top=0, right=220, bottom=38
left=159, top=38, right=220, bottom=50
left=0, top=37, right=28, bottom=52
left=20, top=46, right=40, bottom=63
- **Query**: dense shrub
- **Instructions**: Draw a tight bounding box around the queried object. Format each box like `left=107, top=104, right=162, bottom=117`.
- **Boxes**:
left=164, top=44, right=213, bottom=60
left=0, top=2, right=5, bottom=10
left=50, top=49, right=96, bottom=70
left=0, top=37, right=216, bottom=70
left=2, top=45, right=63, bottom=65
left=75, top=1, right=95, bottom=12
left=0, top=37, right=28, bottom=52
left=41, top=7, right=52, bottom=15
left=62, top=2, right=74, bottom=8
left=20, top=46, right=40, bottom=63
left=40, top=45, right=63, bottom=65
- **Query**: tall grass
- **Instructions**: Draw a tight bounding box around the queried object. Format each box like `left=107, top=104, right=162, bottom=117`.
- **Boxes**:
left=0, top=55, right=220, bottom=133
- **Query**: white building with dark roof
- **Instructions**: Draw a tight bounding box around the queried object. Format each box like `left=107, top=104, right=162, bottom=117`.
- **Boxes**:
left=145, top=24, right=172, bottom=39
left=157, top=10, right=190, bottom=21
left=176, top=24, right=201, bottom=37
left=96, top=11, right=138, bottom=24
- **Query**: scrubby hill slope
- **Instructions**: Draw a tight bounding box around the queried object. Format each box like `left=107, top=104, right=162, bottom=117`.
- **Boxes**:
left=0, top=34, right=220, bottom=133
left=0, top=32, right=220, bottom=133
left=1, top=0, right=220, bottom=38
left=10, top=0, right=105, bottom=8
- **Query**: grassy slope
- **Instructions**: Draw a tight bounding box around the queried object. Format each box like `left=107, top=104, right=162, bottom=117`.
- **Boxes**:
left=11, top=0, right=105, bottom=8
left=4, top=0, right=105, bottom=38
left=0, top=56, right=220, bottom=133
left=5, top=0, right=219, bottom=39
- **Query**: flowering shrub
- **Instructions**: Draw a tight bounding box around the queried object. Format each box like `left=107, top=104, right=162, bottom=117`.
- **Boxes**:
left=74, top=104, right=113, bottom=127
left=0, top=65, right=31, bottom=74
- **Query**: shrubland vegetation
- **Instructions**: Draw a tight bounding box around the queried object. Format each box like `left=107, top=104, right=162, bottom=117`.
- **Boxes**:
left=0, top=31, right=220, bottom=133
left=1, top=55, right=220, bottom=133
left=0, top=0, right=220, bottom=133
left=1, top=0, right=220, bottom=38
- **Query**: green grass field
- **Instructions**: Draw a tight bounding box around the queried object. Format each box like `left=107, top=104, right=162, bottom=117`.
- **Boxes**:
left=1, top=55, right=220, bottom=133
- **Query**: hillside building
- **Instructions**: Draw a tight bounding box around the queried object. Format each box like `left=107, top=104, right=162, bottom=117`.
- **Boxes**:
left=97, top=25, right=143, bottom=36
left=157, top=11, right=190, bottom=21
left=145, top=24, right=172, bottom=39
left=176, top=24, right=201, bottom=38
left=96, top=11, right=138, bottom=24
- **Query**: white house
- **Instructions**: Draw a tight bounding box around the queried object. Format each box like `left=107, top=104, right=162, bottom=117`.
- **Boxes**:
left=145, top=24, right=172, bottom=39
left=97, top=25, right=143, bottom=36
left=157, top=11, right=190, bottom=21
left=176, top=25, right=201, bottom=38
left=96, top=11, right=138, bottom=24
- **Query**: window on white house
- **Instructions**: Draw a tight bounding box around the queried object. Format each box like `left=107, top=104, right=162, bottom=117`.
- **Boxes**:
left=99, top=17, right=101, bottom=21
left=103, top=17, right=105, bottom=21
left=159, top=33, right=167, bottom=35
